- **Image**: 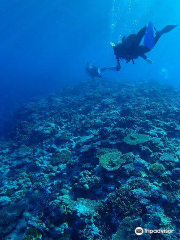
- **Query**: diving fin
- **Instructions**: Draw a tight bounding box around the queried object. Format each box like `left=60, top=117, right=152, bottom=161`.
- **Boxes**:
left=144, top=22, right=155, bottom=49
left=159, top=25, right=178, bottom=35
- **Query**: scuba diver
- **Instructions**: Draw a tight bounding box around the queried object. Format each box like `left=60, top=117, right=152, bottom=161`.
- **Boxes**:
left=111, top=23, right=178, bottom=71
left=85, top=62, right=116, bottom=80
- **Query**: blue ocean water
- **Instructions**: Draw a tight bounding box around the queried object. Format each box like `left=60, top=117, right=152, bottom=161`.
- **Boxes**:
left=0, top=0, right=179, bottom=125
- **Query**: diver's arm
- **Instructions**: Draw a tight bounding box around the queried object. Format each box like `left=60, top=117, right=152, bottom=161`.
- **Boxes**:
left=116, top=58, right=121, bottom=71
left=146, top=58, right=153, bottom=64
left=140, top=53, right=148, bottom=60
left=101, top=66, right=117, bottom=72
left=140, top=53, right=152, bottom=64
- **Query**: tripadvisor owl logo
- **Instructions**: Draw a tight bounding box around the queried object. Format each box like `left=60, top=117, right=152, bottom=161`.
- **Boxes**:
left=135, top=227, right=144, bottom=235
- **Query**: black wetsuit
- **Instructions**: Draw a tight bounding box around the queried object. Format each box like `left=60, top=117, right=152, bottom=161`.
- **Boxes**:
left=85, top=64, right=102, bottom=80
left=114, top=26, right=162, bottom=67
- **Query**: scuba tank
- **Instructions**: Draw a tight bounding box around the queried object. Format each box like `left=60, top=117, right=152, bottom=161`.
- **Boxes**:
left=144, top=22, right=155, bottom=49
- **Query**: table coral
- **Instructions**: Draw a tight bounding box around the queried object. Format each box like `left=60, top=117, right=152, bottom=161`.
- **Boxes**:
left=123, top=133, right=150, bottom=145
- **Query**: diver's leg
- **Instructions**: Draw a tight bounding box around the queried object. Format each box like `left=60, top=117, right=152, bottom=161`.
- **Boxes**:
left=124, top=26, right=147, bottom=51
left=101, top=66, right=117, bottom=72
left=154, top=34, right=161, bottom=45
left=134, top=26, right=147, bottom=46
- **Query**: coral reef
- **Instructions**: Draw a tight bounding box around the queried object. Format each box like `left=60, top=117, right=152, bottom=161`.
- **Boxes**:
left=98, top=149, right=123, bottom=171
left=1, top=79, right=180, bottom=239
left=123, top=133, right=150, bottom=145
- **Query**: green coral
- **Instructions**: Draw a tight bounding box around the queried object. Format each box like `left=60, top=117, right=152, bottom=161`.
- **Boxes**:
left=98, top=149, right=126, bottom=171
left=150, top=163, right=165, bottom=175
left=23, top=227, right=42, bottom=240
left=123, top=133, right=150, bottom=145
left=121, top=152, right=134, bottom=162
left=51, top=150, right=71, bottom=165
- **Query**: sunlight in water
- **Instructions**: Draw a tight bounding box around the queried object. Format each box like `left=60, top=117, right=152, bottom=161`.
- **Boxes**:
left=110, top=0, right=154, bottom=41
left=110, top=0, right=117, bottom=36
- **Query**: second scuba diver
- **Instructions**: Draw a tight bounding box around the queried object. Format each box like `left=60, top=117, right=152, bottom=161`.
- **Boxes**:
left=111, top=22, right=178, bottom=71
left=85, top=62, right=116, bottom=80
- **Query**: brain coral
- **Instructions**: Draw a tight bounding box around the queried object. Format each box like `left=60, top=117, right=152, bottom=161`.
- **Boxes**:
left=123, top=133, right=150, bottom=145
